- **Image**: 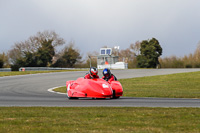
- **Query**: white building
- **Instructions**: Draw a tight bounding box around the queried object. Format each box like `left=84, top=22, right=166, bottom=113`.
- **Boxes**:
left=97, top=48, right=128, bottom=69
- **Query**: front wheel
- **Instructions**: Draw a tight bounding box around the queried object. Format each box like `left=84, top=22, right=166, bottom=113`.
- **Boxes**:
left=112, top=90, right=120, bottom=99
left=68, top=96, right=78, bottom=99
left=67, top=93, right=78, bottom=99
left=67, top=89, right=78, bottom=99
left=112, top=96, right=120, bottom=99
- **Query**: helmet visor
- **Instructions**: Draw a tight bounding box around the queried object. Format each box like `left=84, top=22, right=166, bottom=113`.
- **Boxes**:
left=104, top=73, right=109, bottom=77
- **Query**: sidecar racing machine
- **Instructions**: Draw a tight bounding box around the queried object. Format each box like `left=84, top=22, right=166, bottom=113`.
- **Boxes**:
left=66, top=78, right=123, bottom=99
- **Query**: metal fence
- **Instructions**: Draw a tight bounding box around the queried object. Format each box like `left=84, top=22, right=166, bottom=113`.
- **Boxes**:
left=19, top=67, right=89, bottom=71
left=0, top=68, right=11, bottom=72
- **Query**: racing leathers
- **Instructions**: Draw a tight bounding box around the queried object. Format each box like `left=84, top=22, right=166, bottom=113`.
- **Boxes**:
left=102, top=74, right=116, bottom=83
left=84, top=73, right=99, bottom=79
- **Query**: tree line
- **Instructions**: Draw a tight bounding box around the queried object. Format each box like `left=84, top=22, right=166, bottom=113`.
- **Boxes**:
left=160, top=43, right=200, bottom=68
left=0, top=30, right=163, bottom=70
left=1, top=31, right=82, bottom=70
left=1, top=30, right=199, bottom=70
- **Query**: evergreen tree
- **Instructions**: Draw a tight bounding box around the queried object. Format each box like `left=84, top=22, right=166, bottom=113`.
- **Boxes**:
left=0, top=58, right=3, bottom=68
left=53, top=43, right=81, bottom=68
left=36, top=39, right=55, bottom=67
left=137, top=38, right=162, bottom=68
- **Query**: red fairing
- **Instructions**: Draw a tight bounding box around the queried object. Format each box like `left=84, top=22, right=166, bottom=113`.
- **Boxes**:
left=66, top=78, right=123, bottom=99
left=110, top=81, right=123, bottom=97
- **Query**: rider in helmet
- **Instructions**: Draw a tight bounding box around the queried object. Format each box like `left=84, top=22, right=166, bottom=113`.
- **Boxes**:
left=84, top=67, right=99, bottom=79
left=102, top=68, right=117, bottom=83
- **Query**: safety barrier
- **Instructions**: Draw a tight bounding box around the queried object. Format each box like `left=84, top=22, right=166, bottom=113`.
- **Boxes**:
left=98, top=62, right=128, bottom=69
left=19, top=67, right=89, bottom=71
left=0, top=68, right=11, bottom=72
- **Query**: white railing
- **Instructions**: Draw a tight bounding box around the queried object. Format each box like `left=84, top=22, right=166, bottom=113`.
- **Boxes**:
left=98, top=62, right=128, bottom=69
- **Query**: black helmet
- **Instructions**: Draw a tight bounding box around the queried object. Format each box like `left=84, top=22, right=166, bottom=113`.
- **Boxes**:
left=102, top=68, right=111, bottom=78
left=90, top=67, right=98, bottom=76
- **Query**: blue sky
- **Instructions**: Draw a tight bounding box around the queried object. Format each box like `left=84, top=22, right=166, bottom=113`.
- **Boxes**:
left=0, top=0, right=200, bottom=57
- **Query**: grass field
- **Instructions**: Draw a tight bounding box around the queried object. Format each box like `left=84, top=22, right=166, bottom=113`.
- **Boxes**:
left=0, top=69, right=87, bottom=77
left=0, top=107, right=200, bottom=133
left=1, top=71, right=200, bottom=132
left=54, top=71, right=200, bottom=98
left=120, top=71, right=200, bottom=98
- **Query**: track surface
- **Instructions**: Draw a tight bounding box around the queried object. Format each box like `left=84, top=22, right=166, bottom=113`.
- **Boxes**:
left=0, top=69, right=200, bottom=107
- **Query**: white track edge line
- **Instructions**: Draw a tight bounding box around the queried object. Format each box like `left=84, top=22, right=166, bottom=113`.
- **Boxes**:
left=48, top=86, right=67, bottom=95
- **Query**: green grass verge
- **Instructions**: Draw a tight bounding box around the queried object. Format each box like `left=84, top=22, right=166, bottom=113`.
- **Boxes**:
left=54, top=71, right=200, bottom=98
left=121, top=71, right=200, bottom=98
left=0, top=107, right=200, bottom=133
left=54, top=86, right=67, bottom=93
left=0, top=70, right=87, bottom=77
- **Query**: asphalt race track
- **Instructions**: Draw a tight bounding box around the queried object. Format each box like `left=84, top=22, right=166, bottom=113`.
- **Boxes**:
left=0, top=69, right=200, bottom=107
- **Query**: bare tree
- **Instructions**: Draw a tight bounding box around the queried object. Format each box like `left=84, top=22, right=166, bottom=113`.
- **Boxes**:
left=0, top=52, right=10, bottom=68
left=194, top=41, right=200, bottom=61
left=130, top=41, right=141, bottom=56
left=86, top=51, right=99, bottom=67
left=9, top=30, right=65, bottom=69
